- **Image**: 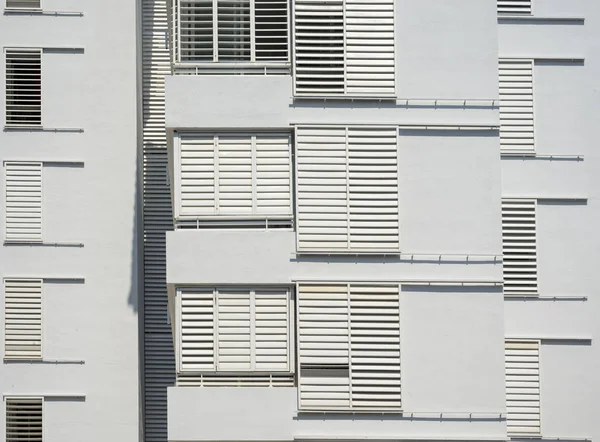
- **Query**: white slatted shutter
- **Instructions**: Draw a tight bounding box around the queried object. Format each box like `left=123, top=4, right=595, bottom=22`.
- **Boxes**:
left=254, top=289, right=290, bottom=371
left=499, top=59, right=535, bottom=154
left=296, top=126, right=400, bottom=252
left=5, top=49, right=42, bottom=127
left=506, top=340, right=541, bottom=435
left=294, top=0, right=395, bottom=97
left=350, top=284, right=401, bottom=409
left=178, top=133, right=292, bottom=219
left=4, top=279, right=42, bottom=360
left=298, top=283, right=401, bottom=411
left=217, top=289, right=252, bottom=371
left=180, top=289, right=215, bottom=371
left=217, top=0, right=252, bottom=61
left=6, top=398, right=43, bottom=442
left=502, top=199, right=537, bottom=296
left=298, top=284, right=350, bottom=409
left=5, top=162, right=43, bottom=243
left=498, top=0, right=532, bottom=15
left=255, top=0, right=289, bottom=62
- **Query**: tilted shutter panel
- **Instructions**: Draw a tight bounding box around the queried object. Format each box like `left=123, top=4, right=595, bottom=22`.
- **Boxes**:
left=217, top=0, right=252, bottom=61
left=5, top=162, right=43, bottom=243
left=255, top=134, right=292, bottom=216
left=180, top=135, right=216, bottom=215
left=294, top=0, right=395, bottom=96
left=4, top=279, right=42, bottom=360
left=298, top=284, right=350, bottom=409
left=499, top=60, right=535, bottom=154
left=350, top=284, right=401, bottom=409
left=254, top=289, right=290, bottom=371
left=5, top=49, right=42, bottom=127
left=217, top=136, right=253, bottom=215
left=216, top=289, right=252, bottom=371
left=178, top=1, right=215, bottom=62
left=296, top=126, right=400, bottom=252
left=180, top=289, right=215, bottom=371
left=255, top=0, right=289, bottom=62
left=347, top=128, right=399, bottom=250
left=6, top=0, right=41, bottom=8
left=502, top=199, right=537, bottom=296
left=6, top=398, right=43, bottom=442
left=345, top=0, right=395, bottom=96
left=505, top=340, right=540, bottom=435
left=294, top=0, right=345, bottom=95
left=498, top=0, right=532, bottom=15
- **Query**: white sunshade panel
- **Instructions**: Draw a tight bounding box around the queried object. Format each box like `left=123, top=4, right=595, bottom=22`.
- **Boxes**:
left=498, top=0, right=532, bottom=15
left=4, top=279, right=43, bottom=360
left=5, top=162, right=43, bottom=243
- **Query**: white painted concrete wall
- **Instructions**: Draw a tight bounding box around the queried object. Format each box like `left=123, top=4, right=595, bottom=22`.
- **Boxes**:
left=0, top=0, right=140, bottom=441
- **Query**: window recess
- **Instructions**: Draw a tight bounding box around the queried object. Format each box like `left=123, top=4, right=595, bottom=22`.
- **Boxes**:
left=6, top=0, right=41, bottom=9
left=293, top=0, right=395, bottom=97
left=174, top=0, right=289, bottom=66
left=297, top=283, right=401, bottom=411
left=5, top=49, right=42, bottom=127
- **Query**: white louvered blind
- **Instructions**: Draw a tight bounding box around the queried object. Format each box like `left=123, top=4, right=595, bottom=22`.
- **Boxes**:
left=4, top=279, right=42, bottom=360
left=177, top=133, right=292, bottom=219
left=296, top=126, right=399, bottom=253
left=294, top=0, right=395, bottom=97
left=298, top=283, right=401, bottom=411
left=179, top=287, right=292, bottom=374
left=6, top=0, right=41, bottom=8
left=499, top=59, right=535, bottom=154
left=498, top=0, right=532, bottom=15
left=176, top=0, right=289, bottom=63
left=502, top=199, right=537, bottom=296
left=505, top=340, right=541, bottom=435
left=5, top=162, right=43, bottom=243
left=5, top=49, right=42, bottom=127
left=6, top=398, right=43, bottom=442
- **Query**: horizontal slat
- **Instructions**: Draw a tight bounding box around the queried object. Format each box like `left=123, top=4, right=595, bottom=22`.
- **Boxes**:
left=506, top=340, right=540, bottom=435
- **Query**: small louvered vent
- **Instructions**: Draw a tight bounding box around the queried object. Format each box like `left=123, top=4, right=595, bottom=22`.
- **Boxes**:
left=499, top=59, right=535, bottom=154
left=298, top=283, right=401, bottom=411
left=294, top=0, right=395, bottom=97
left=5, top=50, right=42, bottom=127
left=6, top=0, right=41, bottom=8
left=178, top=287, right=292, bottom=376
left=296, top=126, right=399, bottom=253
left=176, top=0, right=289, bottom=63
left=6, top=398, right=43, bottom=442
left=177, top=133, right=292, bottom=220
left=498, top=0, right=532, bottom=15
left=5, top=162, right=43, bottom=243
left=502, top=199, right=537, bottom=296
left=505, top=340, right=541, bottom=435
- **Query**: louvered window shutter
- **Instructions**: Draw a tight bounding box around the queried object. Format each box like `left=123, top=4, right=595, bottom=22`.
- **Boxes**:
left=180, top=289, right=215, bottom=371
left=176, top=0, right=288, bottom=63
left=4, top=279, right=42, bottom=360
left=6, top=0, right=41, bottom=8
left=294, top=0, right=395, bottom=97
left=298, top=283, right=401, bottom=411
left=178, top=133, right=292, bottom=219
left=505, top=340, right=541, bottom=435
left=296, top=126, right=399, bottom=252
left=6, top=398, right=43, bottom=442
left=502, top=199, right=537, bottom=296
left=498, top=0, right=532, bottom=15
left=499, top=59, right=535, bottom=154
left=179, top=287, right=291, bottom=373
left=5, top=162, right=43, bottom=243
left=5, top=49, right=42, bottom=127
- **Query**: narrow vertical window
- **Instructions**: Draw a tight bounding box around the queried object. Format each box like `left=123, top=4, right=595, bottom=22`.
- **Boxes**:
left=5, top=49, right=42, bottom=127
left=6, top=398, right=43, bottom=442
left=5, top=162, right=43, bottom=243
left=4, top=279, right=43, bottom=360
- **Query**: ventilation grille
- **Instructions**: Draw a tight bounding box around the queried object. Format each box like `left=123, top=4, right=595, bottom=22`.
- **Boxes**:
left=506, top=340, right=540, bottom=435
left=296, top=127, right=399, bottom=253
left=502, top=199, right=537, bottom=296
left=298, top=283, right=401, bottom=411
left=6, top=398, right=43, bottom=442
left=499, top=59, right=534, bottom=155
left=4, top=279, right=42, bottom=360
left=294, top=0, right=395, bottom=97
left=6, top=0, right=41, bottom=8
left=178, top=133, right=292, bottom=220
left=498, top=0, right=532, bottom=15
left=5, top=162, right=43, bottom=243
left=177, top=373, right=295, bottom=386
left=5, top=50, right=42, bottom=127
left=176, top=0, right=289, bottom=63
left=179, top=287, right=292, bottom=374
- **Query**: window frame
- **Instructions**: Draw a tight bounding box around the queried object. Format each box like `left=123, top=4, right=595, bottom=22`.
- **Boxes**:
left=5, top=397, right=44, bottom=442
